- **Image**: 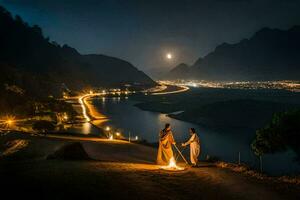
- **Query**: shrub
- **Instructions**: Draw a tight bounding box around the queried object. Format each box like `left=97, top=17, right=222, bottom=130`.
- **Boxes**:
left=32, top=120, right=55, bottom=133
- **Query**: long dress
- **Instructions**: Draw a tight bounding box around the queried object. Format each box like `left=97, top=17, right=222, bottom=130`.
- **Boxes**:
left=156, top=129, right=175, bottom=165
left=183, top=133, right=200, bottom=165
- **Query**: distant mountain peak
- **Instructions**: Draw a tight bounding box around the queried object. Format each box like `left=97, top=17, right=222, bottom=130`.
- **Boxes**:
left=0, top=5, right=156, bottom=98
left=193, top=57, right=203, bottom=66
left=170, top=63, right=189, bottom=73
left=289, top=25, right=300, bottom=32
left=166, top=26, right=300, bottom=81
left=166, top=63, right=190, bottom=79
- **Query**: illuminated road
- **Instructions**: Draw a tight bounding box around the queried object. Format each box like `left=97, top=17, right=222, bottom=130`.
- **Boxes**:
left=151, top=85, right=189, bottom=95
left=78, top=93, right=108, bottom=122
left=144, top=82, right=190, bottom=95
left=79, top=94, right=92, bottom=122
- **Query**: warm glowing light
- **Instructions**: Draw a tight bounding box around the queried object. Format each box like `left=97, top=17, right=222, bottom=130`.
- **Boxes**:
left=78, top=91, right=108, bottom=123
left=63, top=113, right=68, bottom=120
left=135, top=136, right=138, bottom=140
left=166, top=53, right=173, bottom=59
left=160, top=157, right=184, bottom=171
left=116, top=132, right=120, bottom=136
left=151, top=84, right=189, bottom=95
left=79, top=95, right=91, bottom=122
left=6, top=119, right=14, bottom=125
left=105, top=126, right=111, bottom=131
left=109, top=135, right=114, bottom=140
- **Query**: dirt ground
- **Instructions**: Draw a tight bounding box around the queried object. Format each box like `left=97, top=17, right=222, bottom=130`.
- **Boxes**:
left=1, top=133, right=299, bottom=200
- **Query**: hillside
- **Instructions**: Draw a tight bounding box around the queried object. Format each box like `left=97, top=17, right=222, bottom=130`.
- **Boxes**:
left=0, top=5, right=156, bottom=99
left=168, top=26, right=300, bottom=81
left=167, top=63, right=190, bottom=79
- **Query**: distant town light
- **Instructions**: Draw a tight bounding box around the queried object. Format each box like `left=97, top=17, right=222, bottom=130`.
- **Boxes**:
left=105, top=126, right=111, bottom=131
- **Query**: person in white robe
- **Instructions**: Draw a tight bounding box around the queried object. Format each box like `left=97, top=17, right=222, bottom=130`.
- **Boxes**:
left=182, top=128, right=200, bottom=166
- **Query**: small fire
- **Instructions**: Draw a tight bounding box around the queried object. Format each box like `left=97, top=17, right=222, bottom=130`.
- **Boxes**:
left=160, top=157, right=184, bottom=171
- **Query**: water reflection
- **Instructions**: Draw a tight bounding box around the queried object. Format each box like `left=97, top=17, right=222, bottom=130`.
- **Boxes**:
left=82, top=122, right=92, bottom=134
left=66, top=122, right=99, bottom=135
left=90, top=97, right=300, bottom=175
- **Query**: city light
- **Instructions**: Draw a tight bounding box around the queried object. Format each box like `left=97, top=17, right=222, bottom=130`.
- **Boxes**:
left=159, top=80, right=300, bottom=92
left=105, top=126, right=111, bottom=131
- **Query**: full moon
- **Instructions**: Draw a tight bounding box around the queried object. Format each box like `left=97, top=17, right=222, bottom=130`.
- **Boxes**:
left=166, top=53, right=173, bottom=60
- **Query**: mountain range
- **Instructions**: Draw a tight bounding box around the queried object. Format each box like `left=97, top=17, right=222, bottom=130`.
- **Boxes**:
left=0, top=5, right=156, bottom=100
left=168, top=26, right=300, bottom=81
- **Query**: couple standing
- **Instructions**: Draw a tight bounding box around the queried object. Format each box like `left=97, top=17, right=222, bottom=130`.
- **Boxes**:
left=156, top=123, right=200, bottom=166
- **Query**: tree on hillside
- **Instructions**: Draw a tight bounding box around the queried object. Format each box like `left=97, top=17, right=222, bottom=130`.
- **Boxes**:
left=251, top=110, right=300, bottom=161
left=33, top=120, right=55, bottom=133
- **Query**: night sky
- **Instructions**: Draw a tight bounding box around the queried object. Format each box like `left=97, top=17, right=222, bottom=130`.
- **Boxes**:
left=1, top=0, right=300, bottom=72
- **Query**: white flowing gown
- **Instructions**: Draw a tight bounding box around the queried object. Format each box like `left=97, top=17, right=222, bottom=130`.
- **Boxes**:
left=183, top=133, right=200, bottom=165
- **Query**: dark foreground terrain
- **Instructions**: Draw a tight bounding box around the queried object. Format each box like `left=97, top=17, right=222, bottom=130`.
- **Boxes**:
left=1, top=132, right=299, bottom=200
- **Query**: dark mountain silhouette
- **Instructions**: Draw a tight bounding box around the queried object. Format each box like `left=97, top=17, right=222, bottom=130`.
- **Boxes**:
left=167, top=63, right=190, bottom=79
left=0, top=6, right=155, bottom=99
left=168, top=26, right=300, bottom=81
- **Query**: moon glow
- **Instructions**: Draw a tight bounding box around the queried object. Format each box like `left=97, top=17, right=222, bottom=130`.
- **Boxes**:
left=166, top=53, right=173, bottom=60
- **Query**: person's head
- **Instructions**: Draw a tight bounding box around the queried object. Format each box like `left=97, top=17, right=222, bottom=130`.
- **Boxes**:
left=189, top=128, right=196, bottom=135
left=165, top=123, right=171, bottom=131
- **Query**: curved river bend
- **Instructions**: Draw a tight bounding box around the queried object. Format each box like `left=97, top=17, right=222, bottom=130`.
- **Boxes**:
left=71, top=96, right=300, bottom=176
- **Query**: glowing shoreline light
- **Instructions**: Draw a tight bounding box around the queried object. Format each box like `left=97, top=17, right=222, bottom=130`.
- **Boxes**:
left=79, top=94, right=91, bottom=122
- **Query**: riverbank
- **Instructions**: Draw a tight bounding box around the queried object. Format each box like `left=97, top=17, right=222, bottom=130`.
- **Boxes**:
left=65, top=95, right=109, bottom=137
left=134, top=88, right=300, bottom=134
left=1, top=132, right=300, bottom=200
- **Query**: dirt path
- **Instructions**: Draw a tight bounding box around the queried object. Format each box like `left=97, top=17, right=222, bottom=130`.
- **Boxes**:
left=1, top=133, right=299, bottom=199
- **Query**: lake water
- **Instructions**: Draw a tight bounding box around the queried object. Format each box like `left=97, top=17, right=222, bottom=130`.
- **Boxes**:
left=75, top=96, right=300, bottom=176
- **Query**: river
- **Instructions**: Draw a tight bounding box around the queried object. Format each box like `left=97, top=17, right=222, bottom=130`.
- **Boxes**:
left=71, top=95, right=300, bottom=176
